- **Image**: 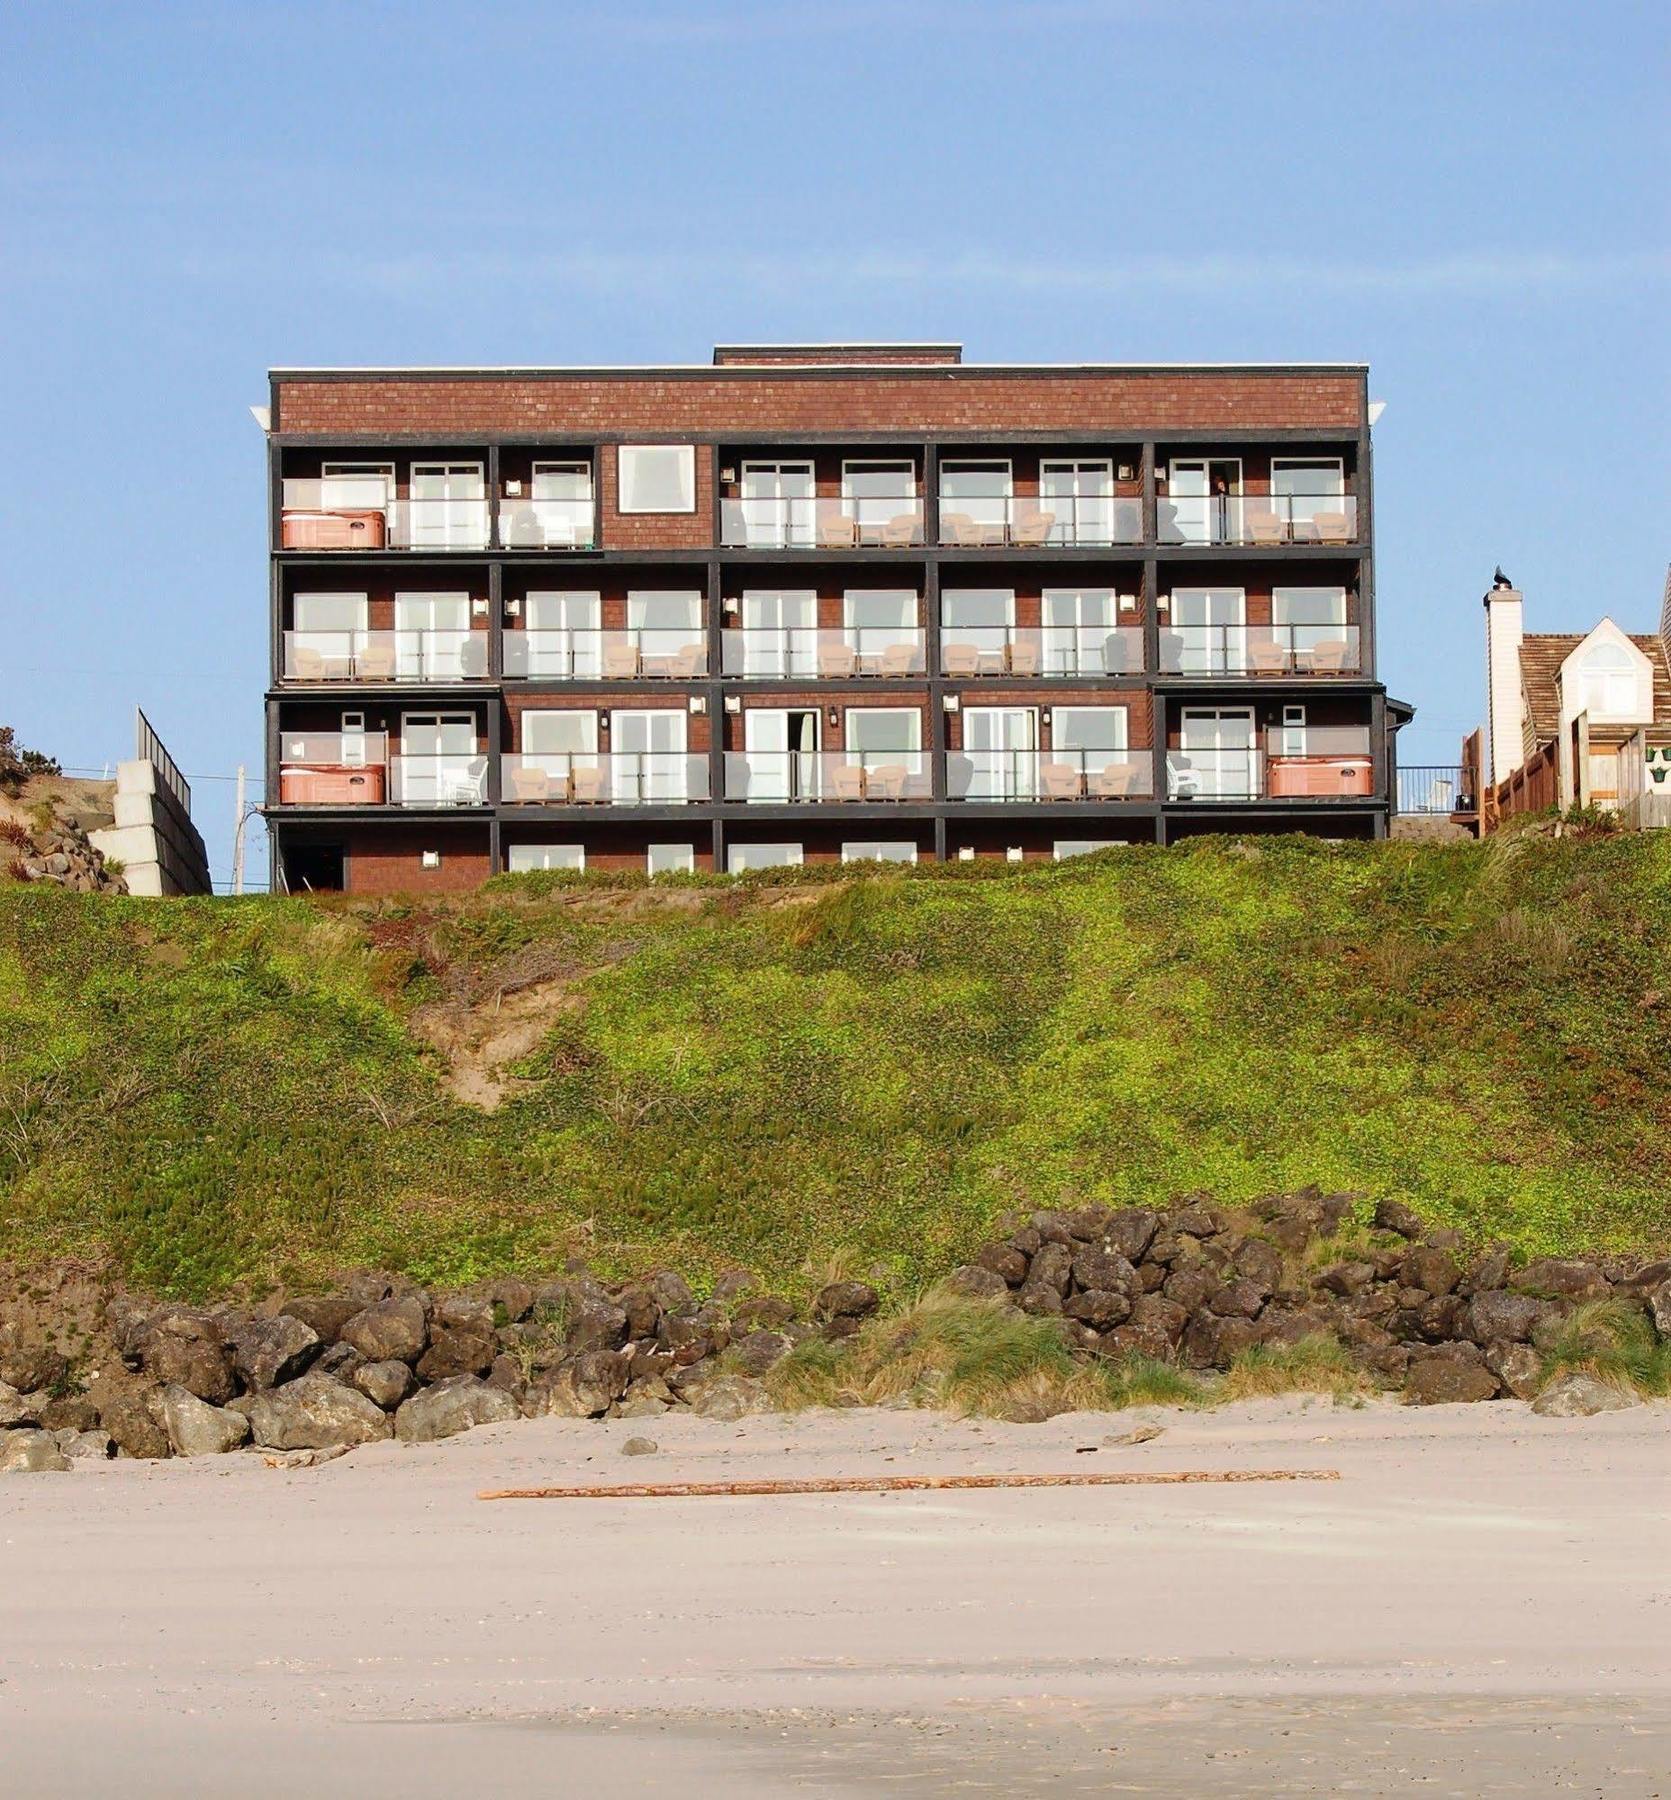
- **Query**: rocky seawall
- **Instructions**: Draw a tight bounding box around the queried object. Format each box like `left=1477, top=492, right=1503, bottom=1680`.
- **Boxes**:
left=3, top=1190, right=1668, bottom=1472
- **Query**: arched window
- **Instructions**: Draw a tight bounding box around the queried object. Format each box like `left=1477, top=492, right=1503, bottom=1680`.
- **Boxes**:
left=1578, top=641, right=1640, bottom=718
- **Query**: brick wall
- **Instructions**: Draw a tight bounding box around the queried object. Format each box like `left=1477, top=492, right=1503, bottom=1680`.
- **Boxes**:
left=343, top=823, right=491, bottom=895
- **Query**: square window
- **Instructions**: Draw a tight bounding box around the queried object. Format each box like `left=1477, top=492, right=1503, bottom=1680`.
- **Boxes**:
left=727, top=843, right=803, bottom=874
left=841, top=841, right=917, bottom=864
left=507, top=844, right=584, bottom=872
left=618, top=445, right=696, bottom=514
left=648, top=843, right=695, bottom=876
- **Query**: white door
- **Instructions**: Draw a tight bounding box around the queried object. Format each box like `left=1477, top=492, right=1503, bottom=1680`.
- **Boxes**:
left=1168, top=458, right=1242, bottom=545
left=291, top=592, right=368, bottom=675
left=1040, top=460, right=1113, bottom=545
left=741, top=589, right=817, bottom=677
left=842, top=461, right=915, bottom=538
left=524, top=709, right=599, bottom=784
left=400, top=713, right=477, bottom=805
left=408, top=462, right=486, bottom=549
left=741, top=461, right=815, bottom=548
left=394, top=592, right=472, bottom=680
left=1053, top=706, right=1127, bottom=782
left=1271, top=586, right=1347, bottom=666
left=1042, top=588, right=1115, bottom=676
left=530, top=462, right=593, bottom=547
left=524, top=591, right=602, bottom=677
left=941, top=460, right=1012, bottom=536
left=611, top=709, right=687, bottom=803
left=1271, top=457, right=1344, bottom=537
left=627, top=591, right=701, bottom=663
left=745, top=709, right=819, bottom=802
left=1179, top=708, right=1258, bottom=800
left=964, top=707, right=1038, bottom=800
left=846, top=708, right=920, bottom=780
left=844, top=589, right=916, bottom=662
left=1171, top=588, right=1246, bottom=675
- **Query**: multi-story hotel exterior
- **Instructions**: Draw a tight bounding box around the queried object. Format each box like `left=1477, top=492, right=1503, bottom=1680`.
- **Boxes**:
left=262, top=345, right=1410, bottom=892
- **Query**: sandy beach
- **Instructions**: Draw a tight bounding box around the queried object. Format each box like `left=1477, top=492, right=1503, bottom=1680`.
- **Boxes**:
left=2, top=1396, right=1668, bottom=1796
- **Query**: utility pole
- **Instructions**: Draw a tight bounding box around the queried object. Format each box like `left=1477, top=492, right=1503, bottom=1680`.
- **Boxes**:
left=231, top=765, right=246, bottom=895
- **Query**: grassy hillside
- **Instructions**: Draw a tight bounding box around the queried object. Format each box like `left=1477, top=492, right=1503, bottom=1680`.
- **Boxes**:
left=2, top=830, right=1668, bottom=1299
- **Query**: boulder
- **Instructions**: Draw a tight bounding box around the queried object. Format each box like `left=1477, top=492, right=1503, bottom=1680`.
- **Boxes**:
left=1404, top=1353, right=1499, bottom=1405
left=813, top=1280, right=879, bottom=1323
left=224, top=1313, right=320, bottom=1390
left=1070, top=1246, right=1140, bottom=1298
left=0, top=1323, right=69, bottom=1394
left=1415, top=1294, right=1468, bottom=1342
left=236, top=1372, right=392, bottom=1450
left=615, top=1285, right=661, bottom=1339
left=100, top=1387, right=172, bottom=1459
left=709, top=1268, right=757, bottom=1306
left=434, top=1293, right=495, bottom=1336
left=622, top=1436, right=659, bottom=1456
left=1015, top=1283, right=1064, bottom=1317
left=1181, top=1310, right=1260, bottom=1369
left=1103, top=1208, right=1160, bottom=1264
left=1065, top=1288, right=1132, bottom=1330
left=314, top=1342, right=366, bottom=1383
left=1373, top=1198, right=1425, bottom=1239
left=1064, top=1206, right=1112, bottom=1241
left=1511, top=1259, right=1610, bottom=1303
left=1207, top=1279, right=1267, bottom=1321
left=974, top=1243, right=1028, bottom=1286
left=1162, top=1266, right=1217, bottom=1313
left=1648, top=1279, right=1671, bottom=1342
left=687, top=1375, right=771, bottom=1422
left=135, top=1315, right=235, bottom=1404
left=1465, top=1290, right=1549, bottom=1346
left=649, top=1269, right=698, bottom=1317
left=352, top=1360, right=417, bottom=1410
left=57, top=1429, right=114, bottom=1460
left=153, top=1384, right=251, bottom=1457
left=416, top=1329, right=497, bottom=1383
left=944, top=1264, right=1011, bottom=1301
left=1314, top=1261, right=1375, bottom=1298
left=1025, top=1244, right=1074, bottom=1297
left=0, top=1428, right=72, bottom=1474
left=1232, top=1238, right=1284, bottom=1294
left=1401, top=1247, right=1461, bottom=1297
left=1466, top=1245, right=1513, bottom=1293
left=338, top=1296, right=428, bottom=1365
left=731, top=1329, right=792, bottom=1376
left=614, top=1384, right=673, bottom=1419
left=1029, top=1210, right=1075, bottom=1246
left=657, top=1313, right=716, bottom=1363
left=0, top=1380, right=39, bottom=1428
left=528, top=1351, right=629, bottom=1419
left=731, top=1295, right=795, bottom=1332
left=1530, top=1373, right=1637, bottom=1418
left=38, top=1394, right=100, bottom=1433
left=395, top=1376, right=520, bottom=1443
left=1169, top=1202, right=1222, bottom=1238
left=1484, top=1340, right=1544, bottom=1400
left=484, top=1354, right=526, bottom=1399
left=280, top=1294, right=362, bottom=1346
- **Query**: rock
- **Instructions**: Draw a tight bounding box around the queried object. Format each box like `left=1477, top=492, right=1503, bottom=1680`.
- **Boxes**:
left=565, top=1298, right=630, bottom=1354
left=0, top=1428, right=72, bottom=1473
left=615, top=1285, right=661, bottom=1339
left=135, top=1315, right=236, bottom=1404
left=1404, top=1354, right=1500, bottom=1405
left=1232, top=1238, right=1284, bottom=1294
left=657, top=1313, right=716, bottom=1363
left=622, top=1436, right=659, bottom=1456
left=1315, top=1261, right=1375, bottom=1298
left=1208, top=1279, right=1267, bottom=1321
left=944, top=1265, right=1011, bottom=1301
left=1374, top=1198, right=1425, bottom=1239
left=224, top=1313, right=320, bottom=1390
left=710, top=1268, right=757, bottom=1306
left=1162, top=1266, right=1216, bottom=1313
left=529, top=1350, right=630, bottom=1419
left=58, top=1429, right=114, bottom=1460
left=1070, top=1247, right=1140, bottom=1298
left=352, top=1360, right=416, bottom=1410
left=1466, top=1290, right=1550, bottom=1346
left=280, top=1294, right=361, bottom=1346
left=1029, top=1209, right=1075, bottom=1246
left=813, top=1280, right=881, bottom=1324
left=38, top=1394, right=99, bottom=1432
left=1530, top=1372, right=1637, bottom=1418
left=1467, top=1245, right=1513, bottom=1293
left=614, top=1389, right=671, bottom=1419
left=1648, top=1279, right=1671, bottom=1341
left=687, top=1375, right=771, bottom=1422
left=1484, top=1340, right=1544, bottom=1400
left=395, top=1376, right=520, bottom=1443
left=1170, top=1202, right=1222, bottom=1238
left=1512, top=1259, right=1610, bottom=1303
left=1182, top=1310, right=1261, bottom=1369
left=643, top=1269, right=694, bottom=1317
left=1064, top=1205, right=1111, bottom=1241
left=100, top=1387, right=172, bottom=1459
left=313, top=1341, right=366, bottom=1383
left=1103, top=1208, right=1160, bottom=1263
left=1015, top=1283, right=1064, bottom=1317
left=731, top=1295, right=795, bottom=1332
left=731, top=1329, right=792, bottom=1376
left=417, top=1328, right=497, bottom=1383
left=1256, top=1307, right=1337, bottom=1350
left=338, top=1296, right=428, bottom=1365
left=1415, top=1294, right=1468, bottom=1342
left=974, top=1242, right=1028, bottom=1286
left=0, top=1324, right=69, bottom=1394
left=435, top=1293, right=495, bottom=1336
left=153, top=1384, right=251, bottom=1457
left=1401, top=1247, right=1461, bottom=1297
left=237, top=1372, right=392, bottom=1450
left=1065, top=1289, right=1132, bottom=1330
left=1025, top=1244, right=1074, bottom=1297
left=0, top=1380, right=39, bottom=1427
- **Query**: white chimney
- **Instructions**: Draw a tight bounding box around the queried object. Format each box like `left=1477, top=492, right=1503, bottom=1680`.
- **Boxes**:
left=1484, top=584, right=1525, bottom=787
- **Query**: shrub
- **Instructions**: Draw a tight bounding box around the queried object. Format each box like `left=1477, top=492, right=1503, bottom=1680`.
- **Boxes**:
left=1536, top=1299, right=1671, bottom=1399
left=1219, top=1334, right=1366, bottom=1402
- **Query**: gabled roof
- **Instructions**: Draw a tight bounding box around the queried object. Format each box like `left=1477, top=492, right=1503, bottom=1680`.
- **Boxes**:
left=1519, top=631, right=1671, bottom=741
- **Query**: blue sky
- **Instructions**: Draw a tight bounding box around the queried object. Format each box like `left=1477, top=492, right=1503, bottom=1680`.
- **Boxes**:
left=2, top=0, right=1665, bottom=886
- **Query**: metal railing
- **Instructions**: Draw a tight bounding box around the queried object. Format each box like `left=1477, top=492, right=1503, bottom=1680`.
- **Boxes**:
left=1396, top=765, right=1473, bottom=816
left=135, top=706, right=191, bottom=813
left=1157, top=624, right=1361, bottom=676
left=720, top=496, right=924, bottom=549
left=502, top=630, right=707, bottom=679
left=283, top=629, right=490, bottom=683
left=495, top=494, right=595, bottom=550
left=389, top=754, right=489, bottom=807
left=501, top=752, right=710, bottom=805
left=279, top=480, right=491, bottom=551
left=945, top=749, right=1152, bottom=803
left=720, top=627, right=926, bottom=679
left=939, top=625, right=1143, bottom=678
left=1170, top=732, right=1374, bottom=802
left=723, top=749, right=931, bottom=804
left=939, top=494, right=1142, bottom=547
left=1157, top=493, right=1358, bottom=547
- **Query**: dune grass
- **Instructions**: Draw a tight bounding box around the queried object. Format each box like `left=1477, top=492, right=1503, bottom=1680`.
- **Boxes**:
left=1219, top=1334, right=1368, bottom=1403
left=1536, top=1299, right=1671, bottom=1400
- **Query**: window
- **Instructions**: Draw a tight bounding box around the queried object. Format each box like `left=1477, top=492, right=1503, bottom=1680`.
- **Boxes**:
left=519, top=591, right=602, bottom=678
left=1165, top=458, right=1242, bottom=544
left=395, top=591, right=475, bottom=681
left=507, top=844, right=584, bottom=873
left=1042, top=588, right=1118, bottom=675
left=407, top=463, right=487, bottom=549
left=1040, top=460, right=1114, bottom=545
left=942, top=589, right=1015, bottom=662
left=515, top=462, right=593, bottom=548
left=1279, top=704, right=1308, bottom=757
left=618, top=444, right=696, bottom=514
left=1051, top=706, right=1128, bottom=779
left=1054, top=840, right=1125, bottom=860
left=846, top=708, right=921, bottom=778
left=740, top=589, right=817, bottom=677
left=1272, top=587, right=1349, bottom=664
left=294, top=592, right=368, bottom=633
left=1168, top=589, right=1246, bottom=674
left=321, top=462, right=393, bottom=511
left=940, top=460, right=1012, bottom=532
left=727, top=843, right=803, bottom=873
left=1271, top=457, right=1344, bottom=533
left=740, top=461, right=815, bottom=547
left=398, top=714, right=482, bottom=806
left=842, top=842, right=918, bottom=864
left=611, top=709, right=689, bottom=802
left=647, top=843, right=695, bottom=876
left=1577, top=641, right=1643, bottom=718
left=291, top=593, right=368, bottom=678
left=842, top=460, right=915, bottom=535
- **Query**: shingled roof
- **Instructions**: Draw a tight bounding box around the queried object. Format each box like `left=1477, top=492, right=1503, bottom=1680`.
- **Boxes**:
left=1519, top=632, right=1671, bottom=744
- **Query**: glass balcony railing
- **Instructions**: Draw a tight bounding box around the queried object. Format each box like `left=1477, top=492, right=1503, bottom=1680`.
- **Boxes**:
left=945, top=749, right=1152, bottom=802
left=720, top=627, right=926, bottom=679
left=1157, top=493, right=1358, bottom=547
left=279, top=480, right=491, bottom=551
left=495, top=494, right=595, bottom=550
left=939, top=495, right=1142, bottom=548
left=723, top=750, right=931, bottom=804
left=501, top=753, right=710, bottom=805
left=720, top=496, right=924, bottom=549
left=282, top=629, right=490, bottom=683
left=1157, top=624, right=1361, bottom=676
left=1170, top=728, right=1373, bottom=801
left=276, top=732, right=391, bottom=805
left=389, top=754, right=489, bottom=807
left=939, top=625, right=1143, bottom=678
left=503, top=630, right=707, bottom=679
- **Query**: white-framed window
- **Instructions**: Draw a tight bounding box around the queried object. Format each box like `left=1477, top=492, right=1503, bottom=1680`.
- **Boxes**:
left=940, top=459, right=1012, bottom=531
left=611, top=708, right=689, bottom=802
left=398, top=712, right=482, bottom=806
left=523, top=709, right=600, bottom=758
left=842, top=841, right=918, bottom=864
left=740, top=460, right=815, bottom=547
left=618, top=444, right=696, bottom=513
left=1577, top=641, right=1644, bottom=718
left=320, top=462, right=394, bottom=511
left=1040, top=459, right=1114, bottom=544
left=407, top=462, right=487, bottom=549
left=942, top=588, right=1015, bottom=660
left=1167, top=457, right=1243, bottom=544
left=741, top=589, right=818, bottom=676
left=507, top=844, right=585, bottom=873
left=647, top=843, right=696, bottom=876
left=1272, top=586, right=1348, bottom=661
left=727, top=842, right=804, bottom=873
left=841, top=460, right=915, bottom=534
left=293, top=592, right=368, bottom=633
left=1271, top=456, right=1344, bottom=531
left=963, top=705, right=1039, bottom=799
left=524, top=461, right=594, bottom=547
left=1279, top=704, right=1308, bottom=757
left=1051, top=705, right=1128, bottom=768
left=845, top=707, right=921, bottom=766
left=627, top=590, right=702, bottom=660
left=1169, top=588, right=1247, bottom=674
left=1042, top=588, right=1117, bottom=676
left=1053, top=840, right=1125, bottom=860
left=519, top=590, right=602, bottom=678
left=395, top=591, right=475, bottom=680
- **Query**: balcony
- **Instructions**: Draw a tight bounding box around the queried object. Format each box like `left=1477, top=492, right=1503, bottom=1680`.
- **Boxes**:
left=283, top=630, right=490, bottom=684
left=277, top=732, right=390, bottom=806
left=389, top=754, right=489, bottom=807
left=720, top=627, right=926, bottom=679
left=1157, top=625, right=1361, bottom=677
left=503, top=630, right=707, bottom=680
left=1168, top=727, right=1373, bottom=802
left=501, top=753, right=710, bottom=805
left=495, top=492, right=595, bottom=551
left=279, top=479, right=490, bottom=552
left=946, top=750, right=1153, bottom=803
left=939, top=496, right=1143, bottom=548
left=940, top=626, right=1143, bottom=678
left=1157, top=493, right=1357, bottom=547
left=723, top=750, right=931, bottom=804
left=720, top=496, right=924, bottom=550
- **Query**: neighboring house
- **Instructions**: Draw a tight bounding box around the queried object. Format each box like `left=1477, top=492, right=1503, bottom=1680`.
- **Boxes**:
left=259, top=345, right=1412, bottom=894
left=1480, top=570, right=1671, bottom=829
